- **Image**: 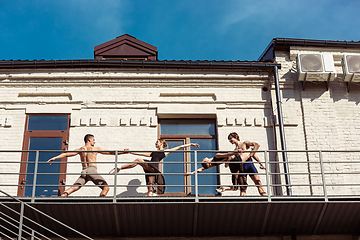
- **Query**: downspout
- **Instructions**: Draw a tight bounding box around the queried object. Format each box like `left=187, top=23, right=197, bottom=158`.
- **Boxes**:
left=273, top=66, right=292, bottom=196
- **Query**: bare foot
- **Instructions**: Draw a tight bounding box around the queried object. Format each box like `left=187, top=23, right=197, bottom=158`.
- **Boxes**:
left=61, top=192, right=69, bottom=197
left=100, top=187, right=109, bottom=197
left=216, top=187, right=225, bottom=193
left=109, top=167, right=120, bottom=174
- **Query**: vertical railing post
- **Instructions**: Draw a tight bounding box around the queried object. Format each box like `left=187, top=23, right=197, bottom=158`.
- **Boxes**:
left=264, top=150, right=271, bottom=201
left=113, top=151, right=118, bottom=203
left=31, top=151, right=40, bottom=203
left=18, top=201, right=25, bottom=240
left=194, top=150, right=199, bottom=203
left=319, top=151, right=328, bottom=201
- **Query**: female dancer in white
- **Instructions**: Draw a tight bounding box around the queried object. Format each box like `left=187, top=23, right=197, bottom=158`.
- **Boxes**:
left=110, top=139, right=199, bottom=196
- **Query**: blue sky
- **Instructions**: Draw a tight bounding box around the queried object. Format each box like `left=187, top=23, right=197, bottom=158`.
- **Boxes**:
left=1, top=0, right=360, bottom=61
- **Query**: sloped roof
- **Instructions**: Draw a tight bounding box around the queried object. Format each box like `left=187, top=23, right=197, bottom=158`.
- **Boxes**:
left=94, top=34, right=158, bottom=60
left=258, top=38, right=360, bottom=61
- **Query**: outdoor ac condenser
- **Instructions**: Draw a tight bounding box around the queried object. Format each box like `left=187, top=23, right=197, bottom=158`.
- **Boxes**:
left=297, top=53, right=336, bottom=82
left=342, top=54, right=360, bottom=82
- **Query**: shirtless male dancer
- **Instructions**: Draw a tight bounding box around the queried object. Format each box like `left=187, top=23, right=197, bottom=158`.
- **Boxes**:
left=224, top=132, right=267, bottom=196
left=47, top=134, right=128, bottom=197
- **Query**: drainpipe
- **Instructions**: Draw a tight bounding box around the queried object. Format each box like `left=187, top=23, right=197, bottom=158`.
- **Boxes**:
left=273, top=66, right=292, bottom=196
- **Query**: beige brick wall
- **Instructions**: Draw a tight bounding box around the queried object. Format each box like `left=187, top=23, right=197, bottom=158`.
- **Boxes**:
left=0, top=109, right=26, bottom=195
left=274, top=48, right=360, bottom=196
left=1, top=61, right=358, bottom=197
left=0, top=70, right=273, bottom=197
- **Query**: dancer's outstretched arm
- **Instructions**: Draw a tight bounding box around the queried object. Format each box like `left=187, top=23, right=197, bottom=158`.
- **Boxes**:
left=185, top=167, right=206, bottom=175
left=164, top=143, right=200, bottom=156
left=243, top=141, right=265, bottom=169
left=127, top=151, right=153, bottom=157
left=96, top=147, right=129, bottom=155
left=47, top=149, right=80, bottom=165
left=215, top=150, right=242, bottom=159
left=252, top=153, right=266, bottom=169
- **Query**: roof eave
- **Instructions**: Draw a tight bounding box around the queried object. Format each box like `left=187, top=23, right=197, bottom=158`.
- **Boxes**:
left=0, top=60, right=281, bottom=71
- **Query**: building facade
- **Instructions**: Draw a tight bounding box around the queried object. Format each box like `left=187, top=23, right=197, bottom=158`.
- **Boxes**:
left=0, top=35, right=360, bottom=239
left=260, top=38, right=360, bottom=197
left=1, top=35, right=360, bottom=198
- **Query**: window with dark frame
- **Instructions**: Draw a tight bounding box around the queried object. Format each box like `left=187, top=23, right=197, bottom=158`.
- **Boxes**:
left=159, top=119, right=218, bottom=196
left=18, top=115, right=70, bottom=197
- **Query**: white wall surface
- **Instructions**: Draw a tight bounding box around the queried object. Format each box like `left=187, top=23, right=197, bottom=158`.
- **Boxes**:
left=1, top=61, right=358, bottom=197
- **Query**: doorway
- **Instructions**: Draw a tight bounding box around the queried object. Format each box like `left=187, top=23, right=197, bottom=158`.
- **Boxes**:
left=160, top=119, right=218, bottom=196
left=18, top=115, right=70, bottom=196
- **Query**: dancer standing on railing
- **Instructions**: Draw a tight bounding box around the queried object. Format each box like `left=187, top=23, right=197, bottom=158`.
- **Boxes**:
left=109, top=140, right=200, bottom=196
left=47, top=134, right=128, bottom=197
left=224, top=132, right=267, bottom=196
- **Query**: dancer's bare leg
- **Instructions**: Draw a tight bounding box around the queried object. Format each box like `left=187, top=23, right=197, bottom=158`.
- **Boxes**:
left=216, top=186, right=236, bottom=193
left=111, top=158, right=154, bottom=173
left=112, top=158, right=157, bottom=196
left=99, top=186, right=109, bottom=197
left=240, top=176, right=247, bottom=196
left=61, top=186, right=81, bottom=197
left=120, top=158, right=144, bottom=170
left=147, top=176, right=155, bottom=197
left=250, top=175, right=267, bottom=196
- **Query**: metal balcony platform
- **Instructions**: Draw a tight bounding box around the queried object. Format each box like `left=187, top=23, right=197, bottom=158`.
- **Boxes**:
left=1, top=196, right=359, bottom=238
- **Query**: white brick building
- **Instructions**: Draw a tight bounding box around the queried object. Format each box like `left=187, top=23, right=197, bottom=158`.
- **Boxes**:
left=0, top=35, right=359, bottom=198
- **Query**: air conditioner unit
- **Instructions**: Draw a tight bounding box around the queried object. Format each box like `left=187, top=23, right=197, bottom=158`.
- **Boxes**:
left=297, top=53, right=336, bottom=82
left=342, top=54, right=360, bottom=82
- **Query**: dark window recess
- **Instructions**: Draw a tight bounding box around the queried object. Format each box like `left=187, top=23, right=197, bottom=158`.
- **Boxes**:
left=160, top=119, right=216, bottom=136
left=28, top=115, right=68, bottom=131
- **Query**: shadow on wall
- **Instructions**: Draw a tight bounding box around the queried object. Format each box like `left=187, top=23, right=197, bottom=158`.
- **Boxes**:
left=117, top=179, right=147, bottom=197
left=287, top=76, right=360, bottom=104
left=261, top=82, right=270, bottom=101
left=330, top=81, right=360, bottom=104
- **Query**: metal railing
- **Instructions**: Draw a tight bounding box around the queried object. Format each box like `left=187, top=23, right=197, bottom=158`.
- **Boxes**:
left=0, top=149, right=360, bottom=203
left=0, top=189, right=93, bottom=240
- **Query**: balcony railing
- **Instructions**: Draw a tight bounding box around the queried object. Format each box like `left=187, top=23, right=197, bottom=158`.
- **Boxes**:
left=0, top=149, right=359, bottom=203
left=0, top=189, right=93, bottom=240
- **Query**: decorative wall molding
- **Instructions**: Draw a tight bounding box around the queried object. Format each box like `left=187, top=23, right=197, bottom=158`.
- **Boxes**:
left=0, top=117, right=12, bottom=127
left=18, top=93, right=72, bottom=100
left=68, top=115, right=298, bottom=128
left=159, top=92, right=217, bottom=100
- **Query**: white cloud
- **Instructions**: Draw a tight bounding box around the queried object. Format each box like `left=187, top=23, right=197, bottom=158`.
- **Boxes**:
left=218, top=0, right=297, bottom=32
left=62, top=0, right=131, bottom=39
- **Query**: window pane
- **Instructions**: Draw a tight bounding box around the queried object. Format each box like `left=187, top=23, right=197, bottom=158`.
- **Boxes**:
left=25, top=137, right=63, bottom=197
left=160, top=120, right=215, bottom=135
left=190, top=138, right=217, bottom=195
left=28, top=116, right=68, bottom=131
left=162, top=140, right=185, bottom=193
